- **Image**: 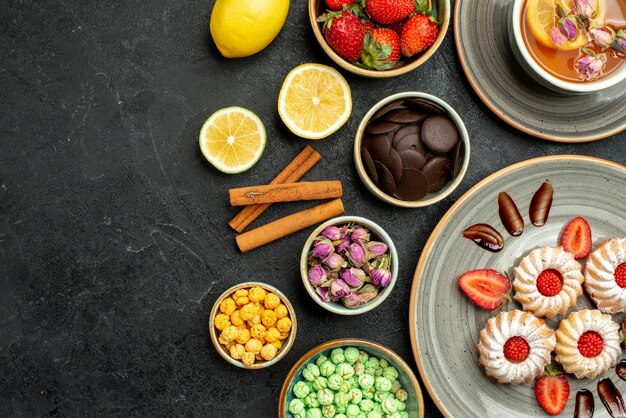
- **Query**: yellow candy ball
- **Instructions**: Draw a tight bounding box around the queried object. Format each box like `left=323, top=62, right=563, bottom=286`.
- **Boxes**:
left=220, top=325, right=238, bottom=343
left=264, top=292, right=281, bottom=310
left=245, top=338, right=263, bottom=354
left=234, top=296, right=249, bottom=306
left=271, top=340, right=282, bottom=350
left=274, top=304, right=288, bottom=319
left=230, top=344, right=245, bottom=360
left=261, top=310, right=277, bottom=327
left=234, top=288, right=249, bottom=298
left=236, top=328, right=251, bottom=345
left=276, top=317, right=292, bottom=333
left=230, top=310, right=243, bottom=326
left=213, top=313, right=231, bottom=331
left=250, top=324, right=266, bottom=339
left=240, top=303, right=257, bottom=321
left=261, top=343, right=278, bottom=361
left=242, top=351, right=255, bottom=367
left=248, top=287, right=267, bottom=302
left=264, top=327, right=281, bottom=343
left=220, top=298, right=237, bottom=316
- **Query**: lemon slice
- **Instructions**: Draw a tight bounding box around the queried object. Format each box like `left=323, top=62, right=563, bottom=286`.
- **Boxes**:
left=526, top=0, right=603, bottom=51
left=199, top=107, right=266, bottom=174
left=278, top=63, right=352, bottom=140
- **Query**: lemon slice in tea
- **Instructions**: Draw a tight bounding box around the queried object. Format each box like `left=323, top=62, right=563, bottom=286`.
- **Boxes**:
left=199, top=107, right=266, bottom=174
left=278, top=63, right=352, bottom=140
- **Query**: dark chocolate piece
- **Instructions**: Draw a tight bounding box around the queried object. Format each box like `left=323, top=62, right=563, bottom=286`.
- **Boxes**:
left=399, top=149, right=427, bottom=171
left=529, top=181, right=554, bottom=227
left=421, top=115, right=460, bottom=154
left=462, top=224, right=504, bottom=252
left=386, top=148, right=403, bottom=183
left=395, top=169, right=429, bottom=201
left=375, top=161, right=396, bottom=195
left=361, top=147, right=378, bottom=185
left=498, top=192, right=524, bottom=236
left=450, top=141, right=462, bottom=177
left=384, top=108, right=427, bottom=124
left=405, top=98, right=445, bottom=115
left=371, top=100, right=404, bottom=121
left=616, top=359, right=626, bottom=382
left=394, top=128, right=427, bottom=155
left=422, top=156, right=451, bottom=192
left=598, top=377, right=626, bottom=418
left=362, top=133, right=391, bottom=163
left=574, top=389, right=594, bottom=418
left=366, top=119, right=401, bottom=134
left=392, top=124, right=423, bottom=150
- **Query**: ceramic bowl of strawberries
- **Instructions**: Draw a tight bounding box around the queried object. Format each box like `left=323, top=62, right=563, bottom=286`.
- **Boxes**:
left=309, top=0, right=450, bottom=77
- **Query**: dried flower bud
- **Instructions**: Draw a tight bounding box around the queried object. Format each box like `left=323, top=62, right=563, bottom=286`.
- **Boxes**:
left=366, top=241, right=389, bottom=259
left=357, top=284, right=379, bottom=303
left=342, top=293, right=361, bottom=308
left=336, top=235, right=351, bottom=255
left=559, top=16, right=578, bottom=41
left=590, top=27, right=614, bottom=48
left=550, top=27, right=567, bottom=46
left=308, top=265, right=327, bottom=286
left=575, top=50, right=607, bottom=81
left=323, top=253, right=346, bottom=270
left=371, top=268, right=392, bottom=288
left=321, top=226, right=343, bottom=241
left=573, top=0, right=598, bottom=18
left=330, top=279, right=351, bottom=298
left=341, top=267, right=366, bottom=288
left=316, top=286, right=330, bottom=302
left=612, top=33, right=626, bottom=53
left=313, top=237, right=335, bottom=259
left=347, top=243, right=368, bottom=267
left=351, top=227, right=370, bottom=244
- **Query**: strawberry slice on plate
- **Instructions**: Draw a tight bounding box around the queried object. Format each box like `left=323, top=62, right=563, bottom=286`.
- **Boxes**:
left=560, top=216, right=592, bottom=260
left=458, top=269, right=511, bottom=310
left=535, top=365, right=570, bottom=415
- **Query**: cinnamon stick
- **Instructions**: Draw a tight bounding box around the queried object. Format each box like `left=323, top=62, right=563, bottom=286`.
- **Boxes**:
left=235, top=198, right=345, bottom=253
left=228, top=146, right=321, bottom=232
left=229, top=181, right=342, bottom=207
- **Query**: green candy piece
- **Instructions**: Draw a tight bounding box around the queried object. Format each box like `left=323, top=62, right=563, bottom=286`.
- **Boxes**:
left=303, top=364, right=321, bottom=381
left=313, top=377, right=329, bottom=391
left=316, top=355, right=329, bottom=368
left=364, top=367, right=376, bottom=376
left=374, top=368, right=383, bottom=377
left=383, top=366, right=398, bottom=381
left=366, top=411, right=382, bottom=418
left=344, top=347, right=360, bottom=364
left=320, top=360, right=337, bottom=377
left=379, top=359, right=389, bottom=368
left=390, top=380, right=401, bottom=394
left=337, top=363, right=355, bottom=379
left=357, top=350, right=369, bottom=364
left=346, top=376, right=358, bottom=389
left=339, top=380, right=351, bottom=393
left=374, top=391, right=390, bottom=403
left=356, top=414, right=366, bottom=418
left=345, top=404, right=360, bottom=418
left=330, top=348, right=346, bottom=364
left=353, top=363, right=365, bottom=376
left=334, top=392, right=350, bottom=408
left=328, top=373, right=343, bottom=391
left=381, top=397, right=398, bottom=414
left=365, top=357, right=379, bottom=369
left=293, top=414, right=306, bottom=418
left=318, top=388, right=335, bottom=406
left=362, top=387, right=375, bottom=399
left=294, top=381, right=311, bottom=398
left=305, top=393, right=320, bottom=408
left=396, top=400, right=406, bottom=411
left=348, top=388, right=363, bottom=404
left=372, top=403, right=382, bottom=413
left=399, top=412, right=409, bottom=418
left=359, top=399, right=374, bottom=412
left=395, top=389, right=408, bottom=402
left=289, top=399, right=305, bottom=415
left=322, top=404, right=336, bottom=418
left=306, top=408, right=323, bottom=418
left=335, top=415, right=348, bottom=418
left=374, top=376, right=391, bottom=392
left=385, top=413, right=401, bottom=418
left=358, top=374, right=374, bottom=390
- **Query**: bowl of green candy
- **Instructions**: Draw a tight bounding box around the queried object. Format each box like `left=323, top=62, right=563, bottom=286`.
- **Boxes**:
left=278, top=339, right=424, bottom=418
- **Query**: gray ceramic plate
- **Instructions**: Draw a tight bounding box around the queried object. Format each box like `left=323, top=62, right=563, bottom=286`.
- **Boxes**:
left=409, top=156, right=626, bottom=417
left=455, top=0, right=626, bottom=142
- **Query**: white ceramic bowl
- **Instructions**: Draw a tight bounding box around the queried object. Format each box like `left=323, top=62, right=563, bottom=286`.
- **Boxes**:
left=300, top=216, right=398, bottom=315
left=509, top=0, right=626, bottom=94
left=354, top=92, right=470, bottom=208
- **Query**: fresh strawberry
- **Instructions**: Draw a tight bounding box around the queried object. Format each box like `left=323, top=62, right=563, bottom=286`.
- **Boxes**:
left=617, top=263, right=626, bottom=288
left=503, top=336, right=530, bottom=362
left=536, top=269, right=563, bottom=296
left=560, top=216, right=592, bottom=260
left=400, top=13, right=438, bottom=57
left=458, top=269, right=511, bottom=310
left=365, top=0, right=414, bottom=25
left=535, top=365, right=570, bottom=416
left=360, top=28, right=401, bottom=70
left=325, top=0, right=354, bottom=11
left=361, top=20, right=376, bottom=33
left=577, top=331, right=603, bottom=358
left=318, top=10, right=366, bottom=62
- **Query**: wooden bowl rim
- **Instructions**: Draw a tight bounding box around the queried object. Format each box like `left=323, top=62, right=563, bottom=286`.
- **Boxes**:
left=308, top=0, right=451, bottom=78
left=278, top=338, right=425, bottom=418
left=209, top=281, right=297, bottom=370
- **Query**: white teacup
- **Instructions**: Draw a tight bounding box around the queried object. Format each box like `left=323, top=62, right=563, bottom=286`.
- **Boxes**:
left=508, top=0, right=626, bottom=94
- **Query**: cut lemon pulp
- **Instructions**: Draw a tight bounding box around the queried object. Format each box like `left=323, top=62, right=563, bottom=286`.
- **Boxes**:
left=526, top=0, right=604, bottom=51
left=199, top=107, right=266, bottom=174
left=278, top=63, right=352, bottom=140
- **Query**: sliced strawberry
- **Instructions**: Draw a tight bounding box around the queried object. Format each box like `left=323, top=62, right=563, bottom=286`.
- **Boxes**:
left=458, top=269, right=511, bottom=310
left=560, top=216, right=592, bottom=260
left=535, top=365, right=570, bottom=416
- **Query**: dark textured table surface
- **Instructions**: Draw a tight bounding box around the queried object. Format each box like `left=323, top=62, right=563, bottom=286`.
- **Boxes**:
left=1, top=0, right=625, bottom=416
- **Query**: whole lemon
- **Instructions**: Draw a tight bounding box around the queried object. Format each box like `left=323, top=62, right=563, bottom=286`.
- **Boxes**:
left=210, top=0, right=290, bottom=58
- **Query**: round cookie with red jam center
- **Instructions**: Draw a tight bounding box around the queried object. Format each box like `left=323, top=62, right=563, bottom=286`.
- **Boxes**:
left=555, top=309, right=621, bottom=379
left=477, top=310, right=556, bottom=385
left=584, top=238, right=626, bottom=314
left=513, top=246, right=584, bottom=318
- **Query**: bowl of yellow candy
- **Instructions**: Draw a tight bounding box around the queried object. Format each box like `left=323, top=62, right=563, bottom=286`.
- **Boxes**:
left=209, top=281, right=297, bottom=369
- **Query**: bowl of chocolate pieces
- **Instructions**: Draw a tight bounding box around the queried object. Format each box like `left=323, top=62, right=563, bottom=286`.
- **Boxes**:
left=354, top=92, right=470, bottom=208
